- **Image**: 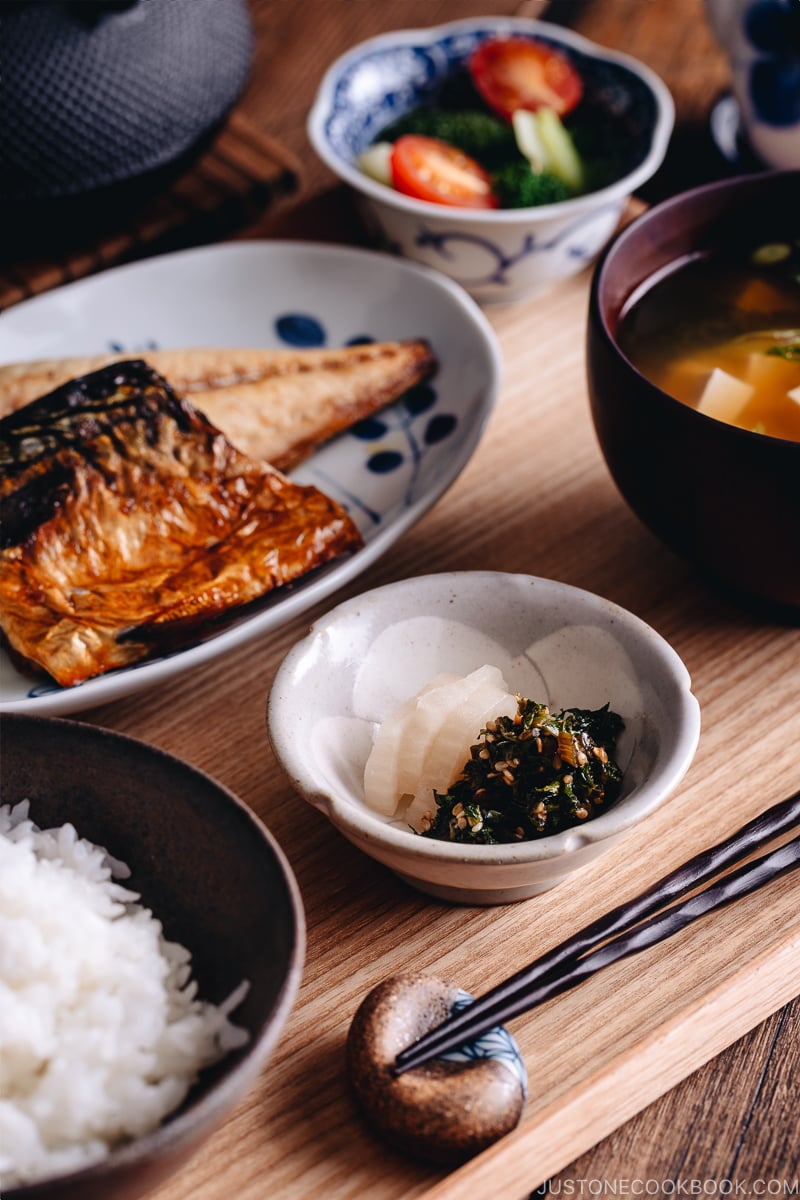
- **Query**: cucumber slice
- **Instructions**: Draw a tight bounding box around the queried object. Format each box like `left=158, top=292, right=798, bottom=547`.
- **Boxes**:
left=511, top=109, right=547, bottom=173
left=512, top=107, right=584, bottom=192
left=357, top=142, right=394, bottom=186
left=535, top=107, right=584, bottom=191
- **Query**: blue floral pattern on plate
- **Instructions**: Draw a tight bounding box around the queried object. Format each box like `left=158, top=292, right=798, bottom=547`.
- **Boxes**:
left=268, top=315, right=462, bottom=519
left=102, top=314, right=457, bottom=511
left=0, top=231, right=502, bottom=716
left=16, top=309, right=455, bottom=698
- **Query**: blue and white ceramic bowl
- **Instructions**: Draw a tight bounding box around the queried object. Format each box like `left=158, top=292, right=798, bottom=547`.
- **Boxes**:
left=308, top=17, right=674, bottom=302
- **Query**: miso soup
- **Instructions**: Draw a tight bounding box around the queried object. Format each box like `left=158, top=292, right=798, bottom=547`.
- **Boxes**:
left=618, top=240, right=800, bottom=442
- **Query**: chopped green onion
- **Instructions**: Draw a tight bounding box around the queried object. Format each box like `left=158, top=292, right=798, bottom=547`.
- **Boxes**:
left=751, top=243, right=792, bottom=265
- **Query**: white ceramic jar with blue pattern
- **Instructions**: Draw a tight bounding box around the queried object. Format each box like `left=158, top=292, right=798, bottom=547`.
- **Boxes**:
left=706, top=0, right=800, bottom=168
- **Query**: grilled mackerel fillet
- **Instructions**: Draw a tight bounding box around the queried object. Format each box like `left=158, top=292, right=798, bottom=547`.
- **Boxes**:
left=0, top=360, right=362, bottom=687
left=0, top=340, right=437, bottom=470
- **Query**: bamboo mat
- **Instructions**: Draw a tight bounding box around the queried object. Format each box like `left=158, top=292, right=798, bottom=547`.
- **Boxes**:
left=0, top=110, right=299, bottom=312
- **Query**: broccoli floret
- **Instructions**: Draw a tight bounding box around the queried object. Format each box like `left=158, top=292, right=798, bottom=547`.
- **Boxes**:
left=377, top=107, right=518, bottom=169
left=491, top=160, right=572, bottom=208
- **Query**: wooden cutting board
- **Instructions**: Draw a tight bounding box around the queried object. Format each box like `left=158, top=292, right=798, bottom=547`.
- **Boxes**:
left=91, top=257, right=799, bottom=1200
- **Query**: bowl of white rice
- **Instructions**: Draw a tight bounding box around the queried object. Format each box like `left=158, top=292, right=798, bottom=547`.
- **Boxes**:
left=0, top=713, right=305, bottom=1200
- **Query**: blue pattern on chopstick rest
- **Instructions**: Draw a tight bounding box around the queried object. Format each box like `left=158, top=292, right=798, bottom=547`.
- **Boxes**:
left=439, top=989, right=528, bottom=1099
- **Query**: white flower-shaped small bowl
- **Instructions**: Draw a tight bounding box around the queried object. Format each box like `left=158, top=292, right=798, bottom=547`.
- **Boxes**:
left=307, top=17, right=674, bottom=303
left=267, top=572, right=700, bottom=905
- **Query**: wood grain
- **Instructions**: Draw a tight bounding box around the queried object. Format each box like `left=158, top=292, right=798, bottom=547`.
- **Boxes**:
left=7, top=0, right=799, bottom=1191
left=71, top=258, right=800, bottom=1199
left=553, top=1003, right=800, bottom=1186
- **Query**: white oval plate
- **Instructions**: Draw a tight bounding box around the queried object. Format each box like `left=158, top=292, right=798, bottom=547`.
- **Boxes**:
left=0, top=241, right=501, bottom=714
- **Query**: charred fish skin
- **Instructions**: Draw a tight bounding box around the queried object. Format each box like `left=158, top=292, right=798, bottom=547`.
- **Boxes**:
left=0, top=359, right=186, bottom=467
left=0, top=361, right=192, bottom=548
left=0, top=360, right=363, bottom=688
left=0, top=340, right=439, bottom=470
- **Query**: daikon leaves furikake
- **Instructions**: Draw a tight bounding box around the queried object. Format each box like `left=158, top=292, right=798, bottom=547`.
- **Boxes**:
left=419, top=699, right=624, bottom=845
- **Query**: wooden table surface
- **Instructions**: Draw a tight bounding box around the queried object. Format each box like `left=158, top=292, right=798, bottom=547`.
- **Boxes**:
left=12, top=0, right=800, bottom=1195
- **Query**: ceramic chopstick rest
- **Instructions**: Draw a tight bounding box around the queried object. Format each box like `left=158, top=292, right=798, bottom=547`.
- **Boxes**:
left=346, top=972, right=527, bottom=1164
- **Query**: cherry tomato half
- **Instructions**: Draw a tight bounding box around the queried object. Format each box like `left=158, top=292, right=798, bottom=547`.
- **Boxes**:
left=390, top=134, right=498, bottom=209
left=468, top=36, right=583, bottom=121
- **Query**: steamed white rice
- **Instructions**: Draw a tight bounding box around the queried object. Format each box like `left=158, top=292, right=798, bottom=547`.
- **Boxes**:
left=0, top=801, right=249, bottom=1190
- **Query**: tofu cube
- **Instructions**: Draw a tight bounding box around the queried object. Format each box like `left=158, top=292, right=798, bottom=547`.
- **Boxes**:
left=696, top=368, right=753, bottom=423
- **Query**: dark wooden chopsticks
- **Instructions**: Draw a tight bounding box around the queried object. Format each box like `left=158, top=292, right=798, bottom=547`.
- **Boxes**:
left=393, top=790, right=800, bottom=1076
